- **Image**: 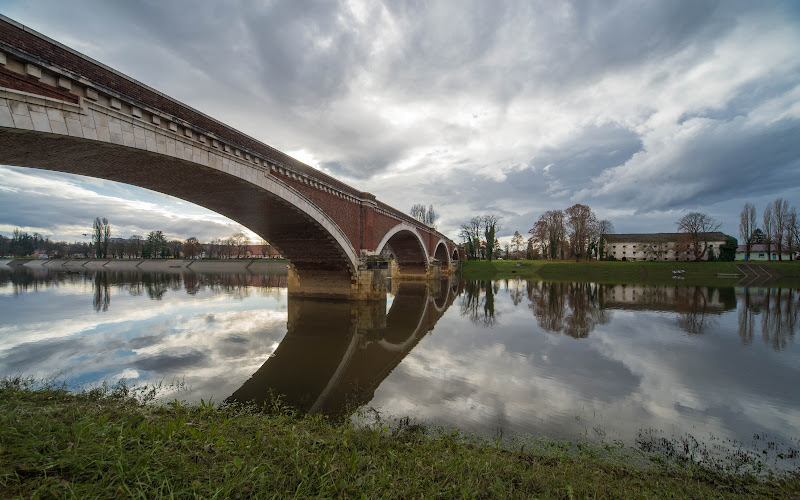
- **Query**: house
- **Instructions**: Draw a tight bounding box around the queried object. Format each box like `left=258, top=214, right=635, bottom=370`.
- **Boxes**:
left=735, top=244, right=794, bottom=261
left=602, top=232, right=729, bottom=261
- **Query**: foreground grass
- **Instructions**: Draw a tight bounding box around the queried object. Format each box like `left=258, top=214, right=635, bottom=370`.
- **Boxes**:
left=1, top=382, right=798, bottom=498
left=462, top=260, right=800, bottom=287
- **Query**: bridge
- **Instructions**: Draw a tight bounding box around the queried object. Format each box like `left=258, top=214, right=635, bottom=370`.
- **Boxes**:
left=0, top=15, right=460, bottom=300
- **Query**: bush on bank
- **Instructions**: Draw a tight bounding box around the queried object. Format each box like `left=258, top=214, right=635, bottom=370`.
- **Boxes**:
left=1, top=380, right=797, bottom=499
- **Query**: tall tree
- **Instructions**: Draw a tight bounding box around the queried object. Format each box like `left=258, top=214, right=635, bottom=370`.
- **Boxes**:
left=784, top=205, right=798, bottom=261
left=510, top=231, right=524, bottom=259
left=565, top=203, right=598, bottom=260
left=184, top=237, right=200, bottom=259
left=596, top=220, right=614, bottom=260
left=763, top=203, right=774, bottom=260
left=409, top=203, right=439, bottom=227
left=92, top=217, right=110, bottom=258
left=739, top=202, right=757, bottom=261
left=483, top=215, right=501, bottom=262
left=675, top=212, right=721, bottom=261
left=771, top=198, right=789, bottom=260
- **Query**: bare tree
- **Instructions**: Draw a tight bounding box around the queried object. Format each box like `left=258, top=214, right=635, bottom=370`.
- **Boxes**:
left=763, top=203, right=774, bottom=260
left=409, top=203, right=439, bottom=227
left=771, top=198, right=789, bottom=260
left=127, top=235, right=143, bottom=258
left=784, top=205, right=798, bottom=261
left=675, top=212, right=721, bottom=261
left=511, top=231, right=525, bottom=259
left=184, top=237, right=200, bottom=259
left=641, top=241, right=668, bottom=261
left=596, top=220, right=615, bottom=259
left=739, top=202, right=757, bottom=261
left=565, top=203, right=598, bottom=260
left=230, top=232, right=249, bottom=258
left=529, top=219, right=550, bottom=260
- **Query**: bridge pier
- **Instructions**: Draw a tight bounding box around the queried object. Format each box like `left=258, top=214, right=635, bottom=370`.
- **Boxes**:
left=287, top=260, right=389, bottom=301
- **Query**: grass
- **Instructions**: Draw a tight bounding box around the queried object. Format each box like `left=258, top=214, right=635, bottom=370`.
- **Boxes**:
left=462, top=260, right=800, bottom=287
left=1, top=379, right=798, bottom=499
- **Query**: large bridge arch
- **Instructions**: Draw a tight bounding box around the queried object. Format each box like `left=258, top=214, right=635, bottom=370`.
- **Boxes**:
left=0, top=127, right=360, bottom=293
left=375, top=223, right=429, bottom=276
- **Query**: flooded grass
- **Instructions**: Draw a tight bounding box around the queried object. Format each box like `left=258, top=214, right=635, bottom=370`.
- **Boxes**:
left=2, top=379, right=798, bottom=498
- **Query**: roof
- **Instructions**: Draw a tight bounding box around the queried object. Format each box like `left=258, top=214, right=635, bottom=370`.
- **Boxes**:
left=604, top=232, right=728, bottom=243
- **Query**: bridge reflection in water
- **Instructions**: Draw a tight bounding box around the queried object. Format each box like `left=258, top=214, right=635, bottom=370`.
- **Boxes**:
left=227, top=278, right=460, bottom=416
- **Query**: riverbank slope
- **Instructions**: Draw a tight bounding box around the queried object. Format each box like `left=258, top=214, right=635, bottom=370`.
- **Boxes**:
left=1, top=383, right=796, bottom=498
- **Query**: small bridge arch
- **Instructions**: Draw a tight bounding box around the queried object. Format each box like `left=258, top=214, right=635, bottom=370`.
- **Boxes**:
left=375, top=223, right=429, bottom=276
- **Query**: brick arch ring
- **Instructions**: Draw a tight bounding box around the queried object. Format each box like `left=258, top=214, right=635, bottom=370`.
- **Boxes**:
left=433, top=239, right=451, bottom=267
left=375, top=222, right=430, bottom=275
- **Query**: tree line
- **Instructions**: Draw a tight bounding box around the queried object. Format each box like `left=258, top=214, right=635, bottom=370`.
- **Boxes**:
left=739, top=198, right=799, bottom=261
left=458, top=204, right=743, bottom=262
left=0, top=218, right=278, bottom=259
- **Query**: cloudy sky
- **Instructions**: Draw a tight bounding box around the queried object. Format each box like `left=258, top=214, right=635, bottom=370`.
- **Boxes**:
left=1, top=0, right=799, bottom=245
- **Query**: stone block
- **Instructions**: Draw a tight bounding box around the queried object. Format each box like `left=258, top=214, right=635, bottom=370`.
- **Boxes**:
left=25, top=63, right=42, bottom=79
left=184, top=127, right=192, bottom=138
left=50, top=119, right=68, bottom=135
left=30, top=110, right=51, bottom=132
left=110, top=98, right=121, bottom=110
left=96, top=124, right=110, bottom=141
left=9, top=100, right=27, bottom=116
left=151, top=115, right=161, bottom=125
left=57, top=76, right=71, bottom=90
left=82, top=125, right=98, bottom=140
left=85, top=88, right=98, bottom=100
left=168, top=121, right=177, bottom=132
left=12, top=113, right=34, bottom=130
left=211, top=139, right=219, bottom=148
left=0, top=103, right=14, bottom=127
left=132, top=107, right=142, bottom=118
left=198, top=134, right=206, bottom=143
left=64, top=117, right=82, bottom=136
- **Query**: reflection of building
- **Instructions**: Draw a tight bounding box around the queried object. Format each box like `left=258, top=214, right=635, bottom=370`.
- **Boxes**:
left=603, top=284, right=733, bottom=312
left=603, top=233, right=728, bottom=261
left=227, top=279, right=457, bottom=417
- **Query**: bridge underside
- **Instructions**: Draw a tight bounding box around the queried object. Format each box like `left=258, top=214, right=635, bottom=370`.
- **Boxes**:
left=0, top=129, right=361, bottom=296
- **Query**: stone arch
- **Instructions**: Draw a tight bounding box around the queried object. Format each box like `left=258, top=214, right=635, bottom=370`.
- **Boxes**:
left=0, top=129, right=360, bottom=290
left=452, top=248, right=460, bottom=262
left=375, top=223, right=429, bottom=276
left=433, top=239, right=450, bottom=266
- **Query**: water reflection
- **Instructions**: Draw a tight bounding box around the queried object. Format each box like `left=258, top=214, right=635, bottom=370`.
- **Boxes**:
left=227, top=279, right=457, bottom=417
left=738, top=287, right=799, bottom=351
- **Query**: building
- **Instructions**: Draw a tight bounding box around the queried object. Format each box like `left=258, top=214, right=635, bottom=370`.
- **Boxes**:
left=735, top=244, right=794, bottom=261
left=602, top=232, right=729, bottom=261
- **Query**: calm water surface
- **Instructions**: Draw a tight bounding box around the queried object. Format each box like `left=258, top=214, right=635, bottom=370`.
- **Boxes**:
left=1, top=266, right=799, bottom=468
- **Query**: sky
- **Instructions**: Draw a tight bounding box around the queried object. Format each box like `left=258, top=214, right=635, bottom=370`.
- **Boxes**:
left=1, top=0, right=799, bottom=246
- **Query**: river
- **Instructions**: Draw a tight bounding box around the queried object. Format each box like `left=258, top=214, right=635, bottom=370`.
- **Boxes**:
left=1, top=265, right=798, bottom=471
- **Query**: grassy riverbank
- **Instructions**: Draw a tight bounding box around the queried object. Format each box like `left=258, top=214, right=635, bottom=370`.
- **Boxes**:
left=461, top=260, right=800, bottom=287
left=1, top=381, right=797, bottom=498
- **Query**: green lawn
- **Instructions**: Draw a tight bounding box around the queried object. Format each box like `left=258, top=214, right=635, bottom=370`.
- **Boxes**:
left=2, top=381, right=797, bottom=499
left=461, top=259, right=800, bottom=287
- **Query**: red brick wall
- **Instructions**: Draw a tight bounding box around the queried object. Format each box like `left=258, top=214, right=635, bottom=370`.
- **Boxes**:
left=0, top=65, right=77, bottom=103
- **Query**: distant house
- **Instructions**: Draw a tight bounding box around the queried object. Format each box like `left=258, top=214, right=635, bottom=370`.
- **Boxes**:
left=735, top=244, right=794, bottom=261
left=602, top=232, right=729, bottom=261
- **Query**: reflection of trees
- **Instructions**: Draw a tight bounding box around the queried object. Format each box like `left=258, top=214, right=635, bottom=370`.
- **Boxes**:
left=737, top=287, right=798, bottom=350
left=92, top=272, right=110, bottom=312
left=1, top=267, right=290, bottom=310
left=526, top=282, right=611, bottom=338
left=674, top=287, right=719, bottom=334
left=759, top=288, right=797, bottom=351
left=460, top=280, right=497, bottom=327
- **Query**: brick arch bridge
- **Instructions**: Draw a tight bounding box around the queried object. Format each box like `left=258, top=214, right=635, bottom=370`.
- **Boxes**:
left=0, top=15, right=459, bottom=299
